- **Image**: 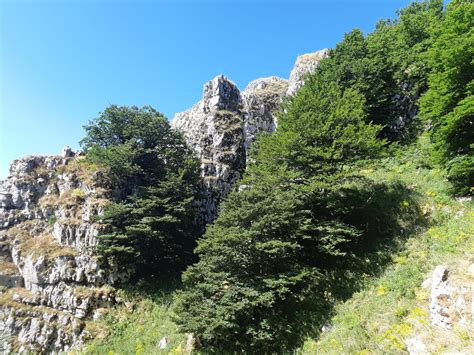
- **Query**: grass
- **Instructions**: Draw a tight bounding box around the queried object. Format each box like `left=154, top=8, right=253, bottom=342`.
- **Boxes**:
left=297, top=138, right=474, bottom=354
left=299, top=211, right=472, bottom=354
left=246, top=77, right=288, bottom=98
left=83, top=279, right=188, bottom=354
left=74, top=284, right=115, bottom=299
left=18, top=233, right=78, bottom=261
left=0, top=287, right=35, bottom=309
left=5, top=220, right=40, bottom=242
left=55, top=157, right=101, bottom=186
left=0, top=261, right=20, bottom=276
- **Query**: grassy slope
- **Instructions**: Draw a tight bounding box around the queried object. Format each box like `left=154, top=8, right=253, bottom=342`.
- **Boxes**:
left=82, top=136, right=473, bottom=354
left=83, top=281, right=187, bottom=354
left=299, top=136, right=474, bottom=354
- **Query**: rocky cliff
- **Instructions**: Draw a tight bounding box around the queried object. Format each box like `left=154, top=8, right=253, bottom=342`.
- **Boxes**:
left=172, top=49, right=328, bottom=222
left=0, top=149, right=129, bottom=353
left=0, top=49, right=328, bottom=352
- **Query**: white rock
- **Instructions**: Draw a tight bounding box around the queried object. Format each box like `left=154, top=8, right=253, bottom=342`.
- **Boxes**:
left=406, top=337, right=427, bottom=354
left=0, top=153, right=119, bottom=352
left=159, top=337, right=168, bottom=349
left=429, top=265, right=453, bottom=329
left=287, top=48, right=329, bottom=95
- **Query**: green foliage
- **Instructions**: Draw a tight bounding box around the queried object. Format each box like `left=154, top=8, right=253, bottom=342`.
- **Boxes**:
left=81, top=105, right=192, bottom=193
left=72, top=188, right=85, bottom=200
left=100, top=167, right=201, bottom=276
left=173, top=76, right=393, bottom=351
left=82, top=2, right=473, bottom=353
left=85, top=279, right=187, bottom=354
left=420, top=0, right=474, bottom=195
left=47, top=215, right=57, bottom=226
left=171, top=2, right=456, bottom=347
left=300, top=143, right=474, bottom=354
left=174, top=182, right=323, bottom=352
left=81, top=105, right=202, bottom=277
left=276, top=80, right=384, bottom=176
left=313, top=0, right=443, bottom=140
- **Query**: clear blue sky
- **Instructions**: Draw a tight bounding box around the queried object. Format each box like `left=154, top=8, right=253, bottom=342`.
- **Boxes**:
left=1, top=0, right=415, bottom=179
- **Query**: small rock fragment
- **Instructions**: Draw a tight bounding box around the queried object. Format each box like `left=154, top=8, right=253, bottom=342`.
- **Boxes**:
left=406, top=337, right=427, bottom=354
left=159, top=337, right=168, bottom=349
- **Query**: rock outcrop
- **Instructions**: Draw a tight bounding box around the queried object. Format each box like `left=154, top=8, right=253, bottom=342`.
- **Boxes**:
left=171, top=75, right=247, bottom=222
left=0, top=152, right=123, bottom=353
left=425, top=265, right=472, bottom=330
left=171, top=75, right=291, bottom=222
left=287, top=48, right=329, bottom=96
left=171, top=50, right=327, bottom=222
left=242, top=76, right=289, bottom=150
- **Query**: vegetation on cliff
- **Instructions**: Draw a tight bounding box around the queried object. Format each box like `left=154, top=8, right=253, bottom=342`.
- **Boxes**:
left=82, top=0, right=472, bottom=353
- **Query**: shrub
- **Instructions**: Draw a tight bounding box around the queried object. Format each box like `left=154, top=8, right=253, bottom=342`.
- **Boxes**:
left=48, top=215, right=57, bottom=226
left=72, top=188, right=85, bottom=200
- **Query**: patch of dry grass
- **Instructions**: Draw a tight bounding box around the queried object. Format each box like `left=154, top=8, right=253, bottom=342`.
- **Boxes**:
left=0, top=287, right=34, bottom=309
left=18, top=233, right=78, bottom=261
left=0, top=261, right=20, bottom=276
left=55, top=158, right=100, bottom=186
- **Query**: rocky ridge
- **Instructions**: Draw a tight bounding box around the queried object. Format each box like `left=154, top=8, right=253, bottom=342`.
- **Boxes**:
left=287, top=48, right=329, bottom=95
left=172, top=49, right=328, bottom=222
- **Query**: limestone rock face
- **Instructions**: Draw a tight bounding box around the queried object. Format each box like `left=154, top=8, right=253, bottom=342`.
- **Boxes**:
left=172, top=75, right=290, bottom=223
left=0, top=153, right=123, bottom=353
left=172, top=75, right=246, bottom=222
left=242, top=76, right=289, bottom=150
left=287, top=48, right=329, bottom=95
left=172, top=51, right=329, bottom=222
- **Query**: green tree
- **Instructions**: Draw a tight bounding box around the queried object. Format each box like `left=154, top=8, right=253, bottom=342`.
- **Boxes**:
left=81, top=105, right=190, bottom=193
left=314, top=0, right=443, bottom=140
left=420, top=0, right=474, bottom=195
left=173, top=79, right=385, bottom=351
left=81, top=105, right=202, bottom=276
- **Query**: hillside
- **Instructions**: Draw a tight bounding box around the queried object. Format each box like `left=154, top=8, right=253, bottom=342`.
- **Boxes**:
left=0, top=44, right=329, bottom=354
left=1, top=0, right=472, bottom=353
left=83, top=137, right=474, bottom=354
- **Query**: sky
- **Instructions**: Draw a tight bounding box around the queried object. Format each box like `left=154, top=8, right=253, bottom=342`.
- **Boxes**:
left=0, top=0, right=415, bottom=179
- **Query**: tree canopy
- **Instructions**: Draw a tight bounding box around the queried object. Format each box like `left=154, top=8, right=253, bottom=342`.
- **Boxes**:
left=173, top=77, right=387, bottom=351
left=420, top=0, right=473, bottom=195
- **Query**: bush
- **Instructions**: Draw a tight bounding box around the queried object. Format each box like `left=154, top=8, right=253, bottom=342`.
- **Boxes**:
left=48, top=215, right=57, bottom=226
left=72, top=188, right=85, bottom=200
